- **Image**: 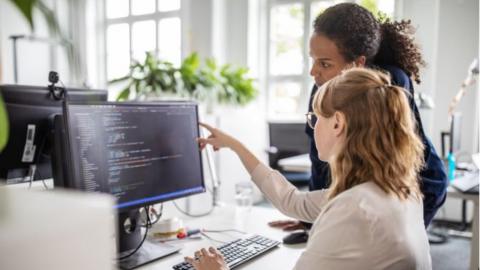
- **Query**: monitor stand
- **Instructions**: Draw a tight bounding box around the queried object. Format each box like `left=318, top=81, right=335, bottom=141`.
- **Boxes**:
left=118, top=210, right=181, bottom=270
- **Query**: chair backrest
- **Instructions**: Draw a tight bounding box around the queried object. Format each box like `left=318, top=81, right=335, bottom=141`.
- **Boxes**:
left=268, top=122, right=310, bottom=170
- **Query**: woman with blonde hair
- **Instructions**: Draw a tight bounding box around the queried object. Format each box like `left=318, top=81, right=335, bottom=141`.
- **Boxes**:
left=186, top=67, right=431, bottom=270
left=273, top=2, right=446, bottom=234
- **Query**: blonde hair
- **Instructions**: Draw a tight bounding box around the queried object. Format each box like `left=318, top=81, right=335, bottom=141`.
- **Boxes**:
left=313, top=67, right=424, bottom=201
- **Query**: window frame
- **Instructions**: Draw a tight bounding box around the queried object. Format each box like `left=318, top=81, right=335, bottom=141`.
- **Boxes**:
left=102, top=0, right=184, bottom=82
left=265, top=0, right=396, bottom=119
left=265, top=0, right=317, bottom=119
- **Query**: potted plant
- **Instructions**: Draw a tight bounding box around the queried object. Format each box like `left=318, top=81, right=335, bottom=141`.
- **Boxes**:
left=109, top=52, right=258, bottom=111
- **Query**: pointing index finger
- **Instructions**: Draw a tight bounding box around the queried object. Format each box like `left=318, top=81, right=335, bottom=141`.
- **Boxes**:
left=199, top=122, right=215, bottom=132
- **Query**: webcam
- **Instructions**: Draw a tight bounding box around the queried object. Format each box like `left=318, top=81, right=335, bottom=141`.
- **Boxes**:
left=49, top=71, right=59, bottom=84
left=48, top=71, right=65, bottom=100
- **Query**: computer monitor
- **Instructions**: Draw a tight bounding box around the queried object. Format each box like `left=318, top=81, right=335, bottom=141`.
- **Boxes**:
left=268, top=122, right=310, bottom=168
left=54, top=101, right=205, bottom=269
left=0, top=84, right=107, bottom=184
left=268, top=122, right=310, bottom=184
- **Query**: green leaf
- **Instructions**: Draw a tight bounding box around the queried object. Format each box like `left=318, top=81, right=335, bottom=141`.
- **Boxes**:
left=35, top=1, right=62, bottom=37
left=109, top=50, right=257, bottom=106
left=8, top=0, right=36, bottom=30
left=206, top=58, right=217, bottom=70
left=108, top=75, right=130, bottom=84
left=0, top=94, right=9, bottom=152
left=116, top=88, right=131, bottom=101
left=183, top=53, right=200, bottom=69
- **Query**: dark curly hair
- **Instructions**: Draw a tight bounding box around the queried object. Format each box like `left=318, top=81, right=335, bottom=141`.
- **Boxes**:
left=313, top=3, right=425, bottom=84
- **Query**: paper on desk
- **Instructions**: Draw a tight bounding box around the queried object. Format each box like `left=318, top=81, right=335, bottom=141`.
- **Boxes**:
left=451, top=173, right=479, bottom=192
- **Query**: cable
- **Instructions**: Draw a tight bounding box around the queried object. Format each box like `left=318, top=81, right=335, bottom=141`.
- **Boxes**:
left=27, top=165, right=37, bottom=189
left=118, top=206, right=152, bottom=260
left=171, top=178, right=215, bottom=218
left=172, top=200, right=214, bottom=218
left=203, top=229, right=246, bottom=234
left=173, top=200, right=214, bottom=217
left=141, top=203, right=163, bottom=227
left=200, top=231, right=227, bottom=244
left=33, top=166, right=50, bottom=190
left=428, top=230, right=449, bottom=244
left=151, top=203, right=163, bottom=225
left=26, top=112, right=52, bottom=190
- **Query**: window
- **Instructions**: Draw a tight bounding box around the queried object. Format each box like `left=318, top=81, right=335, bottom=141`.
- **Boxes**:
left=266, top=0, right=394, bottom=118
left=104, top=0, right=182, bottom=83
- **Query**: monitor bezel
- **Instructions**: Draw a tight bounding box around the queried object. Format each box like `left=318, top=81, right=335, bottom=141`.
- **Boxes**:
left=62, top=100, right=206, bottom=212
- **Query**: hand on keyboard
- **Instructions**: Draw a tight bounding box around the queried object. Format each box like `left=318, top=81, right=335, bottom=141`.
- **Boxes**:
left=184, top=247, right=229, bottom=270
left=173, top=235, right=281, bottom=270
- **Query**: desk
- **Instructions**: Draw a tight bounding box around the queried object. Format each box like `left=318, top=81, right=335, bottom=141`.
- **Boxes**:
left=446, top=187, right=479, bottom=270
left=141, top=204, right=305, bottom=269
left=278, top=154, right=310, bottom=172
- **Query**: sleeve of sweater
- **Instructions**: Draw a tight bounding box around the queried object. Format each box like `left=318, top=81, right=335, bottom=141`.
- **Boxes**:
left=250, top=162, right=329, bottom=223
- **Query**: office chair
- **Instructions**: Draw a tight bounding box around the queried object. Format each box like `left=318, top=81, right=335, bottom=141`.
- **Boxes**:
left=267, top=122, right=311, bottom=186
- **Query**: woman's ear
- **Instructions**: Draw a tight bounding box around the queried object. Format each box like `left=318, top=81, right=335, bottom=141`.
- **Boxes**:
left=354, top=56, right=366, bottom=67
left=333, top=111, right=346, bottom=137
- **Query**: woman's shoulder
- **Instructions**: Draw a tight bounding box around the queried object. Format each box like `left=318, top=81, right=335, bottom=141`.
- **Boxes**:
left=377, top=64, right=413, bottom=91
left=329, top=182, right=420, bottom=220
left=334, top=181, right=384, bottom=201
left=326, top=182, right=386, bottom=214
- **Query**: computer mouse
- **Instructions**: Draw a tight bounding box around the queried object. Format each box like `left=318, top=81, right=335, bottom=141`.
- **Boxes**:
left=282, top=231, right=309, bottom=245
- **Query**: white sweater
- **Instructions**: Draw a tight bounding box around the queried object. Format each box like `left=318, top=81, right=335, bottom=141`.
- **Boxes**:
left=251, top=163, right=432, bottom=270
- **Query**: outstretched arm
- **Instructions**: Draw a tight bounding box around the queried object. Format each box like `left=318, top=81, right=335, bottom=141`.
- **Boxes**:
left=198, top=123, right=328, bottom=223
left=198, top=123, right=260, bottom=174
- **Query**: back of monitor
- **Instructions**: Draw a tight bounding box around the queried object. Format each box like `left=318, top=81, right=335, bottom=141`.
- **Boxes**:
left=0, top=187, right=116, bottom=270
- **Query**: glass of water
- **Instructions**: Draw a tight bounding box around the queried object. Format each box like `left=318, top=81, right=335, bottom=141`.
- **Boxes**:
left=234, top=182, right=253, bottom=210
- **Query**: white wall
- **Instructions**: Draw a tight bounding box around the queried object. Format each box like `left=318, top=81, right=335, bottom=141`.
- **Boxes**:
left=0, top=0, right=76, bottom=85
left=0, top=1, right=50, bottom=84
left=433, top=0, right=478, bottom=158
left=401, top=0, right=479, bottom=158
left=401, top=0, right=479, bottom=222
left=182, top=0, right=269, bottom=209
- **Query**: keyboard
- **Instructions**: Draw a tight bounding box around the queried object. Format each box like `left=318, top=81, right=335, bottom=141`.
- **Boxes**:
left=172, top=235, right=281, bottom=270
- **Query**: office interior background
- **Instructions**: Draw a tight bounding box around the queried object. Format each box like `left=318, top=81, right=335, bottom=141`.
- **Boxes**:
left=0, top=0, right=478, bottom=269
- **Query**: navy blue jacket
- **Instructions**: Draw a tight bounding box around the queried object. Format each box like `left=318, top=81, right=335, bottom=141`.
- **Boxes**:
left=305, top=65, right=448, bottom=227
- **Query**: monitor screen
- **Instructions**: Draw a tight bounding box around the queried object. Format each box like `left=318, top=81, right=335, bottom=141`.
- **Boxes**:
left=62, top=102, right=205, bottom=211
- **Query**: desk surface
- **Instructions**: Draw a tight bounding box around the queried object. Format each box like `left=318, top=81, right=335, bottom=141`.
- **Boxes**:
left=140, top=204, right=305, bottom=269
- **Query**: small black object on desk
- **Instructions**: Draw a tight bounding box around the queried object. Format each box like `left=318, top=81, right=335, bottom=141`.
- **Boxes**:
left=282, top=231, right=309, bottom=245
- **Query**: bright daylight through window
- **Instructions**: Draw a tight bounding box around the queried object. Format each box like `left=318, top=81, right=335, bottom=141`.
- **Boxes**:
left=267, top=0, right=394, bottom=118
left=105, top=0, right=182, bottom=82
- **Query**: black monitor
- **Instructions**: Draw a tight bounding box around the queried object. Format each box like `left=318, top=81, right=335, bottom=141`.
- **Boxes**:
left=267, top=122, right=311, bottom=185
left=55, top=101, right=205, bottom=269
left=0, top=84, right=107, bottom=184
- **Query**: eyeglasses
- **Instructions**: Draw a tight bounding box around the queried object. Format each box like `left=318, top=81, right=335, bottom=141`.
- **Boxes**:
left=305, top=112, right=317, bottom=129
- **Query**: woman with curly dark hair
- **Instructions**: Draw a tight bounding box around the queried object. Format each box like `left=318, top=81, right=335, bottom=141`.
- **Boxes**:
left=269, top=2, right=447, bottom=237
